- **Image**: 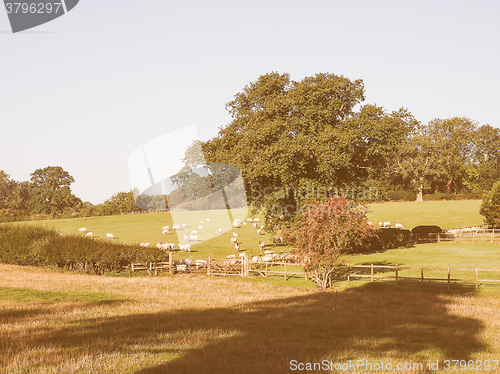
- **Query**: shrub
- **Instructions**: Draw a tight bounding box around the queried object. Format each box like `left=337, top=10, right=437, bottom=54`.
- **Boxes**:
left=480, top=181, right=500, bottom=228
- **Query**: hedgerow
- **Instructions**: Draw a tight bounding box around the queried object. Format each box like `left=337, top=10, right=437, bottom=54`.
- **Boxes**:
left=0, top=225, right=168, bottom=274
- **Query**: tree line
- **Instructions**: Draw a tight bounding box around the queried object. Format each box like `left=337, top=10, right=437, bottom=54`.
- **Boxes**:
left=200, top=72, right=500, bottom=226
left=0, top=166, right=140, bottom=221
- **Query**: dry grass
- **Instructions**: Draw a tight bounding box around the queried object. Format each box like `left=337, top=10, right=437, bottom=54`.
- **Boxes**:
left=0, top=264, right=499, bottom=373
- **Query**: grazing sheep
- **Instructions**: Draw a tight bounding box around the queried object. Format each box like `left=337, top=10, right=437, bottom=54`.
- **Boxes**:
left=242, top=222, right=247, bottom=225
left=162, top=225, right=170, bottom=230
left=106, top=233, right=114, bottom=239
left=200, top=221, right=205, bottom=224
left=191, top=230, right=199, bottom=234
left=230, top=237, right=238, bottom=243
left=179, top=244, right=191, bottom=252
left=85, top=232, right=93, bottom=238
left=246, top=218, right=253, bottom=222
left=235, top=243, right=241, bottom=251
left=156, top=242, right=163, bottom=249
left=198, top=225, right=204, bottom=230
left=78, top=227, right=87, bottom=233
left=162, top=229, right=169, bottom=235
left=172, top=224, right=181, bottom=230
left=258, top=241, right=265, bottom=251
left=383, top=222, right=391, bottom=228
left=189, top=234, right=198, bottom=241
left=206, top=218, right=210, bottom=223
left=140, top=242, right=150, bottom=248
left=182, top=222, right=187, bottom=229
left=395, top=223, right=404, bottom=229
left=184, top=234, right=190, bottom=241
left=218, top=228, right=223, bottom=234
left=232, top=231, right=239, bottom=237
left=257, top=229, right=262, bottom=235
left=254, top=218, right=260, bottom=222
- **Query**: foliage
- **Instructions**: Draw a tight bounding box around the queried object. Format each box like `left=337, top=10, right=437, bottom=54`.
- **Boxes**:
left=283, top=197, right=373, bottom=290
left=28, top=166, right=81, bottom=216
left=0, top=225, right=168, bottom=274
left=95, top=191, right=141, bottom=216
left=480, top=181, right=500, bottom=228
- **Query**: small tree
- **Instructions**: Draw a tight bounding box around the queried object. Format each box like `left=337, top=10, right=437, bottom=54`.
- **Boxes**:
left=283, top=196, right=373, bottom=290
left=480, top=181, right=500, bottom=228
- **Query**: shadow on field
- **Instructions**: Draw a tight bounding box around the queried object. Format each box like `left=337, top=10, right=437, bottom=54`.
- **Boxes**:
left=9, top=283, right=486, bottom=373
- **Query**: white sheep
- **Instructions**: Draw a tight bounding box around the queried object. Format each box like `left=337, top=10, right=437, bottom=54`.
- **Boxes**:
left=78, top=227, right=87, bottom=233
left=179, top=244, right=191, bottom=252
left=232, top=231, right=239, bottom=237
left=85, top=232, right=93, bottom=238
left=162, top=229, right=169, bottom=235
left=395, top=223, right=404, bottom=229
left=235, top=243, right=241, bottom=251
left=140, top=242, right=150, bottom=248
left=198, top=225, right=204, bottom=230
left=191, top=230, right=199, bottom=234
left=172, top=224, right=181, bottom=230
left=106, top=233, right=114, bottom=239
left=162, top=225, right=170, bottom=230
left=257, top=229, right=262, bottom=235
left=218, top=228, right=223, bottom=234
left=189, top=234, right=198, bottom=241
left=230, top=237, right=238, bottom=243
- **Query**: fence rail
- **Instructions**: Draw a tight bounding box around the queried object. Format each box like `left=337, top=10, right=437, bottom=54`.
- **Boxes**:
left=345, top=263, right=500, bottom=289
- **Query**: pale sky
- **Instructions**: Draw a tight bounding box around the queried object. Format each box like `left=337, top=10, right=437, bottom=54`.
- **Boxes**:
left=1, top=0, right=499, bottom=204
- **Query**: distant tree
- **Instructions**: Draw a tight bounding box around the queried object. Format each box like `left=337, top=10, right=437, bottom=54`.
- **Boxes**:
left=466, top=125, right=500, bottom=193
left=394, top=126, right=438, bottom=202
left=283, top=197, right=373, bottom=290
left=97, top=191, right=141, bottom=216
left=28, top=166, right=81, bottom=216
left=427, top=117, right=476, bottom=194
left=480, top=181, right=500, bottom=228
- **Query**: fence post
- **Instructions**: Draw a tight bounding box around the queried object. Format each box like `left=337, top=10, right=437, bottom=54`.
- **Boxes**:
left=476, top=267, right=479, bottom=290
left=265, top=262, right=268, bottom=278
left=421, top=266, right=424, bottom=285
left=284, top=261, right=287, bottom=281
left=131, top=263, right=134, bottom=273
left=491, top=230, right=494, bottom=244
left=169, top=251, right=173, bottom=275
left=207, top=254, right=211, bottom=277
left=244, top=253, right=249, bottom=277
left=371, top=263, right=374, bottom=282
left=395, top=264, right=399, bottom=286
left=447, top=267, right=450, bottom=290
left=347, top=264, right=350, bottom=282
left=438, top=233, right=441, bottom=243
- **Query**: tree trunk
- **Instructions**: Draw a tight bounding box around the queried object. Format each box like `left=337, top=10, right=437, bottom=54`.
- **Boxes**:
left=416, top=184, right=424, bottom=202
left=446, top=179, right=452, bottom=194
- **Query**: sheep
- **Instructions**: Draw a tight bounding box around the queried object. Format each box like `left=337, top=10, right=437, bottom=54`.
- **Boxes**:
left=260, top=225, right=265, bottom=230
left=242, top=222, right=247, bottom=225
left=182, top=222, right=187, bottom=229
left=195, top=259, right=207, bottom=269
left=162, top=229, right=169, bottom=235
left=232, top=231, right=239, bottom=237
left=253, top=222, right=258, bottom=229
left=395, top=223, right=404, bottom=229
left=189, top=234, right=198, bottom=241
left=85, top=232, right=93, bottom=238
left=230, top=237, right=238, bottom=243
left=257, top=229, right=262, bottom=235
left=258, top=241, right=265, bottom=251
left=140, top=242, right=150, bottom=248
left=235, top=242, right=241, bottom=251
left=184, top=234, right=190, bottom=241
left=156, top=242, right=163, bottom=249
left=246, top=218, right=253, bottom=222
left=59, top=233, right=64, bottom=237
left=198, top=225, right=204, bottom=230
left=383, top=222, right=391, bottom=228
left=106, top=233, right=114, bottom=239
left=172, top=224, right=181, bottom=230
left=179, top=244, right=191, bottom=252
left=378, top=222, right=383, bottom=227
left=190, top=230, right=199, bottom=234
left=78, top=227, right=87, bottom=233
left=254, top=218, right=260, bottom=222
left=367, top=221, right=372, bottom=226
left=206, top=218, right=210, bottom=223
left=218, top=228, right=223, bottom=234
left=232, top=221, right=240, bottom=228
left=162, top=225, right=170, bottom=230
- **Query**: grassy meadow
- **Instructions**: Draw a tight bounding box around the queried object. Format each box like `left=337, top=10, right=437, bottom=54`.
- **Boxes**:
left=12, top=200, right=485, bottom=261
left=0, top=264, right=499, bottom=373
left=1, top=200, right=500, bottom=372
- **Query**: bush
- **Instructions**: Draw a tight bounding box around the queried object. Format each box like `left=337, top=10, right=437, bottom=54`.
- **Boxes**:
left=356, top=228, right=411, bottom=252
left=480, top=181, right=500, bottom=228
left=0, top=225, right=168, bottom=274
left=424, top=193, right=483, bottom=201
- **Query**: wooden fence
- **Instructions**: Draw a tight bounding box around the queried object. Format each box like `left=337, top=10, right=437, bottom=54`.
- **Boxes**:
left=345, top=263, right=500, bottom=289
left=412, top=229, right=500, bottom=244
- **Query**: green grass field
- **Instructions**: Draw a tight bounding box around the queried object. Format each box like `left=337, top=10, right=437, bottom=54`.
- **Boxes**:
left=15, top=200, right=485, bottom=261
left=367, top=200, right=483, bottom=230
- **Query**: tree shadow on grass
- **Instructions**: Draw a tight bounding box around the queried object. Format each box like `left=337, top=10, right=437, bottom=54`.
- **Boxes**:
left=4, top=283, right=488, bottom=373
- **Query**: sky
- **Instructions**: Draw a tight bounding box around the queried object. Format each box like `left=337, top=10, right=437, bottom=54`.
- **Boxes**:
left=1, top=0, right=499, bottom=204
